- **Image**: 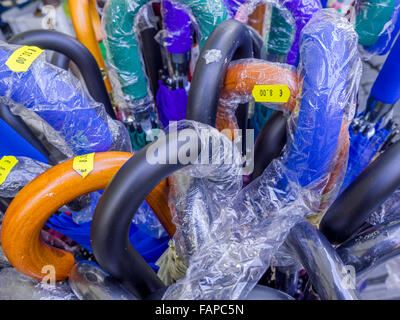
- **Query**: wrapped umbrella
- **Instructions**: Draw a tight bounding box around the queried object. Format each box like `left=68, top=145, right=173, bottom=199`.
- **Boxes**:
left=341, top=31, right=400, bottom=191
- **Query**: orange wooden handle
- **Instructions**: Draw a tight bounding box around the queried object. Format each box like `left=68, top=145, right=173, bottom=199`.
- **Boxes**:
left=319, top=122, right=351, bottom=211
left=1, top=152, right=173, bottom=281
left=221, top=61, right=300, bottom=113
left=90, top=0, right=103, bottom=42
left=68, top=0, right=112, bottom=92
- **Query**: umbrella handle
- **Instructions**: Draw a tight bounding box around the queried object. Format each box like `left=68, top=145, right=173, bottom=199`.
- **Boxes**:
left=220, top=60, right=300, bottom=112
left=337, top=220, right=400, bottom=278
left=8, top=30, right=115, bottom=120
left=286, top=219, right=359, bottom=300
left=0, top=152, right=172, bottom=282
left=355, top=0, right=400, bottom=54
left=91, top=130, right=202, bottom=298
left=90, top=0, right=103, bottom=42
left=68, top=0, right=112, bottom=92
left=320, top=140, right=400, bottom=244
left=186, top=19, right=254, bottom=126
left=251, top=111, right=287, bottom=181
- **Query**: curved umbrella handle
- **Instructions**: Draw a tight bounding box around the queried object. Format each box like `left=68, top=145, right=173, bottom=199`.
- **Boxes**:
left=251, top=111, right=287, bottom=181
left=286, top=219, right=359, bottom=299
left=245, top=0, right=321, bottom=65
left=186, top=19, right=254, bottom=126
left=320, top=140, right=400, bottom=244
left=8, top=30, right=115, bottom=120
left=90, top=0, right=103, bottom=42
left=91, top=130, right=201, bottom=298
left=68, top=0, right=112, bottom=92
left=337, top=220, right=400, bottom=277
left=220, top=60, right=299, bottom=112
left=0, top=152, right=171, bottom=282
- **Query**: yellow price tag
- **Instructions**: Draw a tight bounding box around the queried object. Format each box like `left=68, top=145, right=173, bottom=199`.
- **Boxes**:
left=5, top=46, right=44, bottom=72
left=0, top=156, right=19, bottom=186
left=73, top=153, right=95, bottom=178
left=252, top=85, right=291, bottom=103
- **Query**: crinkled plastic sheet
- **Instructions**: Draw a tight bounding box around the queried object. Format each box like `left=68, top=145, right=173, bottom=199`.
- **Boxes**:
left=0, top=267, right=77, bottom=300
left=354, top=0, right=400, bottom=57
left=162, top=9, right=361, bottom=300
left=166, top=120, right=243, bottom=265
left=0, top=156, right=50, bottom=198
left=367, top=187, right=400, bottom=225
left=0, top=42, right=132, bottom=157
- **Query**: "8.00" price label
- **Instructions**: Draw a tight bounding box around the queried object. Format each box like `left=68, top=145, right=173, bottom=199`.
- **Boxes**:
left=252, top=85, right=291, bottom=103
left=6, top=46, right=44, bottom=72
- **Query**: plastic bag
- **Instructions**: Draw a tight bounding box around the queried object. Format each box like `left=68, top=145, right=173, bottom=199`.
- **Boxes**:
left=166, top=120, right=243, bottom=264
left=217, top=59, right=299, bottom=128
left=163, top=9, right=361, bottom=300
left=0, top=156, right=50, bottom=198
left=0, top=42, right=132, bottom=156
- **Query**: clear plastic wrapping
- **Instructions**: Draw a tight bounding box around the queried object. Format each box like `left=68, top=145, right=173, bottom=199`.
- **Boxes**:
left=102, top=0, right=159, bottom=129
left=0, top=42, right=132, bottom=157
left=0, top=156, right=50, bottom=198
left=163, top=9, right=361, bottom=300
left=132, top=200, right=168, bottom=239
left=238, top=0, right=322, bottom=65
left=0, top=267, right=77, bottom=300
left=219, top=59, right=299, bottom=113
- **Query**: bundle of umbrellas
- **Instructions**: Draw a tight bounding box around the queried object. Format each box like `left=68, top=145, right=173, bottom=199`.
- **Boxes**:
left=0, top=0, right=400, bottom=300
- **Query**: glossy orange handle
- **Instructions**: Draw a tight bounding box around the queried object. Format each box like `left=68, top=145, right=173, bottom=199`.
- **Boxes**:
left=1, top=152, right=173, bottom=281
left=221, top=60, right=300, bottom=113
left=68, top=0, right=112, bottom=92
left=90, top=0, right=102, bottom=42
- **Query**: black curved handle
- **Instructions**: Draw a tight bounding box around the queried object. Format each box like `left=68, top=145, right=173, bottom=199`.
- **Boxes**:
left=91, top=130, right=201, bottom=298
left=320, top=140, right=400, bottom=244
left=9, top=30, right=116, bottom=119
left=186, top=19, right=254, bottom=126
left=50, top=52, right=69, bottom=70
left=251, top=111, right=287, bottom=181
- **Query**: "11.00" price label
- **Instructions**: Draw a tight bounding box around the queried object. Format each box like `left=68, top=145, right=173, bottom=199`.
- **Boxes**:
left=252, top=85, right=291, bottom=103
